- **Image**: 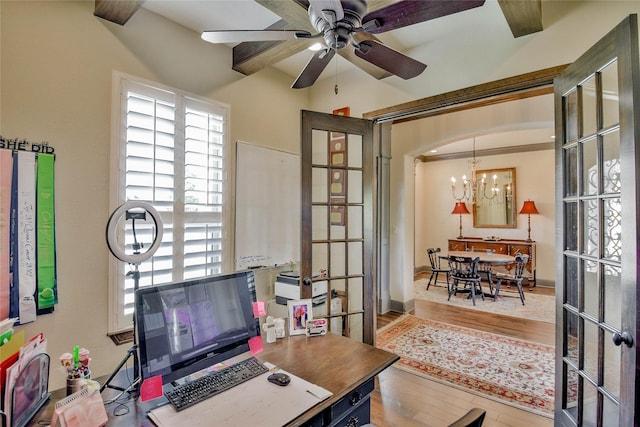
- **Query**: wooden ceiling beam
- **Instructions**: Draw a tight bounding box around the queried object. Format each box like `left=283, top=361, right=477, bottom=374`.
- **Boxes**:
left=497, top=0, right=543, bottom=38
left=94, top=0, right=144, bottom=26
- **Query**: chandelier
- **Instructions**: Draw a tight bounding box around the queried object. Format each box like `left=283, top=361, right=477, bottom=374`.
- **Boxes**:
left=450, top=138, right=510, bottom=206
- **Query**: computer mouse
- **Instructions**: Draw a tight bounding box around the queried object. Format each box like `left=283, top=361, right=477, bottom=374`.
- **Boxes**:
left=267, top=372, right=291, bottom=386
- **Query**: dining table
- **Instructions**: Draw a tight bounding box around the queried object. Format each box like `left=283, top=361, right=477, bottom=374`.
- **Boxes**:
left=442, top=250, right=516, bottom=298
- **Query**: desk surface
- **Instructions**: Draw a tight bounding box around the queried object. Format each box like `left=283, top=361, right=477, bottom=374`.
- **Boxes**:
left=447, top=250, right=515, bottom=265
left=29, top=333, right=398, bottom=427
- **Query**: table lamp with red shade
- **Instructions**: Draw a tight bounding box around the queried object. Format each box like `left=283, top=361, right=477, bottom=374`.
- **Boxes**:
left=451, top=202, right=471, bottom=238
left=519, top=200, right=540, bottom=242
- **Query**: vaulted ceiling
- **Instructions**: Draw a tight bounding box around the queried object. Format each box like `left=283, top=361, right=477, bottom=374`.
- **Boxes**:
left=94, top=0, right=543, bottom=82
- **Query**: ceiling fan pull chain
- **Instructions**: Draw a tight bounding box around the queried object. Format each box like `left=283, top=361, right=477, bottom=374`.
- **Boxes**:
left=334, top=35, right=339, bottom=95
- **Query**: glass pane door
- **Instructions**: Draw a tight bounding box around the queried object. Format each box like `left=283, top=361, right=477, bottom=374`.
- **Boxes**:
left=301, top=111, right=374, bottom=344
left=555, top=15, right=638, bottom=426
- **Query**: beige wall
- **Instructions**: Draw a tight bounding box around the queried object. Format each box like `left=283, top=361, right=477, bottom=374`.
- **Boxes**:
left=0, top=1, right=309, bottom=390
left=415, top=150, right=555, bottom=281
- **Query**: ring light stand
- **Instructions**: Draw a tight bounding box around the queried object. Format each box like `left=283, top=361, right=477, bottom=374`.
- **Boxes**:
left=102, top=201, right=163, bottom=395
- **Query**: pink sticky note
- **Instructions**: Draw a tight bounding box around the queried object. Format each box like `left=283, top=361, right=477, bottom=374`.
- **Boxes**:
left=140, top=375, right=163, bottom=402
left=248, top=335, right=263, bottom=355
left=252, top=301, right=266, bottom=318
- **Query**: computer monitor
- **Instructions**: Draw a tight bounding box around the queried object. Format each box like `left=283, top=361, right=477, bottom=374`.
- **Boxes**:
left=134, top=270, right=260, bottom=385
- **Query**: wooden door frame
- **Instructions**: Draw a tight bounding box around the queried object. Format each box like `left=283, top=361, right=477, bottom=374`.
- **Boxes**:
left=363, top=65, right=568, bottom=124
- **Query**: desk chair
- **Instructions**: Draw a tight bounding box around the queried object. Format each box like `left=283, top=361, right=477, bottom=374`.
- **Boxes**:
left=493, top=254, right=529, bottom=305
left=448, top=256, right=484, bottom=306
left=447, top=408, right=487, bottom=427
left=426, top=248, right=450, bottom=290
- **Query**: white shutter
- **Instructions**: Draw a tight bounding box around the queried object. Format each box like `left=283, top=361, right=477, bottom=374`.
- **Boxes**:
left=109, top=74, right=229, bottom=332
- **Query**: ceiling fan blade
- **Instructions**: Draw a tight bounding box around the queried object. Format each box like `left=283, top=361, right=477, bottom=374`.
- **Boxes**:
left=201, top=30, right=312, bottom=44
left=354, top=40, right=426, bottom=80
left=291, top=48, right=336, bottom=89
left=308, top=0, right=344, bottom=22
left=363, top=0, right=486, bottom=34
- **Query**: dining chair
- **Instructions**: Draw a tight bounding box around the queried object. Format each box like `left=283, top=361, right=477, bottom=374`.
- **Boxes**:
left=447, top=408, right=487, bottom=427
left=448, top=255, right=484, bottom=306
left=426, top=248, right=450, bottom=290
left=493, top=254, right=529, bottom=305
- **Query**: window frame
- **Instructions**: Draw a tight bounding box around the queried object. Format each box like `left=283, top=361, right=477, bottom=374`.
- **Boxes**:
left=108, top=71, right=232, bottom=333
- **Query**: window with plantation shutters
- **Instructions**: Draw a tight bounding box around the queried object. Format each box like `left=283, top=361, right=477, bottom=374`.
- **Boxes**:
left=109, top=73, right=229, bottom=333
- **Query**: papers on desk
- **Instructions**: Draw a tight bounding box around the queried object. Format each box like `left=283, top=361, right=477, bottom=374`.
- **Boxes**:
left=2, top=332, right=50, bottom=427
left=147, top=364, right=332, bottom=427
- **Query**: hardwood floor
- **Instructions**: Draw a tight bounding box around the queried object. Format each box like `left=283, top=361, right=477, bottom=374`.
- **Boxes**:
left=370, top=275, right=556, bottom=426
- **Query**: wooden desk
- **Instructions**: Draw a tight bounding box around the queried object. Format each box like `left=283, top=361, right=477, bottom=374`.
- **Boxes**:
left=28, top=333, right=398, bottom=427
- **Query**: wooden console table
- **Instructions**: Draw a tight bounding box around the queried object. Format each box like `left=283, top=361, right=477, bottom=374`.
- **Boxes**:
left=448, top=237, right=536, bottom=286
left=27, top=333, right=398, bottom=427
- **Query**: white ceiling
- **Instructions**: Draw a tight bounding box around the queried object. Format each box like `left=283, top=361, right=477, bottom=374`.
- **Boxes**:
left=140, top=0, right=554, bottom=154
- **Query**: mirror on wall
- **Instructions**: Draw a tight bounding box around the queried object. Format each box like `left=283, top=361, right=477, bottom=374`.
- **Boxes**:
left=472, top=168, right=516, bottom=228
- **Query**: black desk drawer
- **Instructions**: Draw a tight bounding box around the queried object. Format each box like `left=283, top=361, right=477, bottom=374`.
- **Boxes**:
left=330, top=397, right=370, bottom=427
left=328, top=377, right=375, bottom=425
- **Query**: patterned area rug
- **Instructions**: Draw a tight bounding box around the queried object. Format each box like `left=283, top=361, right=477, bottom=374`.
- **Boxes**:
left=376, top=315, right=555, bottom=417
left=414, top=278, right=555, bottom=324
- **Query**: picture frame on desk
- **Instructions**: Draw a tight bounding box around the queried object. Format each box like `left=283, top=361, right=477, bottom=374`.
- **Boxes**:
left=287, top=299, right=313, bottom=336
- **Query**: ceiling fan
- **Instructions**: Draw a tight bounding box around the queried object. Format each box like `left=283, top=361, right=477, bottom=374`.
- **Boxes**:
left=201, top=0, right=485, bottom=89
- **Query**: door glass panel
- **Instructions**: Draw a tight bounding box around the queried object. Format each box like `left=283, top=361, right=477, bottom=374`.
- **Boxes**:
left=565, top=201, right=578, bottom=251
left=582, top=199, right=598, bottom=257
left=312, top=206, right=328, bottom=240
left=330, top=132, right=346, bottom=166
left=347, top=134, right=362, bottom=168
left=583, top=260, right=599, bottom=318
left=566, top=310, right=579, bottom=364
left=565, top=145, right=578, bottom=197
left=602, top=131, right=620, bottom=194
left=330, top=170, right=346, bottom=203
left=565, top=256, right=579, bottom=307
left=583, top=319, right=598, bottom=380
left=582, top=379, right=598, bottom=426
left=603, top=329, right=621, bottom=398
left=565, top=365, right=579, bottom=422
left=603, top=264, right=621, bottom=328
left=330, top=242, right=346, bottom=276
left=312, top=168, right=328, bottom=203
left=347, top=206, right=363, bottom=239
left=603, top=197, right=622, bottom=262
left=312, top=243, right=328, bottom=274
left=347, top=170, right=363, bottom=203
left=582, top=75, right=598, bottom=137
left=312, top=129, right=328, bottom=164
left=348, top=241, right=363, bottom=275
left=601, top=60, right=619, bottom=129
left=565, top=89, right=579, bottom=143
left=330, top=208, right=346, bottom=240
left=582, top=137, right=598, bottom=195
left=603, top=394, right=620, bottom=426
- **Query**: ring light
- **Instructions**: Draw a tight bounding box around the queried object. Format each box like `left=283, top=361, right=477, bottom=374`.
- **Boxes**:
left=106, top=201, right=163, bottom=265
left=102, top=200, right=163, bottom=395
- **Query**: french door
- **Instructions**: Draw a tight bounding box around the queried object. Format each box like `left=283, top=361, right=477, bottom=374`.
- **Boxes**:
left=554, top=15, right=639, bottom=426
left=300, top=110, right=375, bottom=344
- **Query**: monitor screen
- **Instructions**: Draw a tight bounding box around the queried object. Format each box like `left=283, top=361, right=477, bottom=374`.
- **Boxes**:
left=134, top=270, right=259, bottom=384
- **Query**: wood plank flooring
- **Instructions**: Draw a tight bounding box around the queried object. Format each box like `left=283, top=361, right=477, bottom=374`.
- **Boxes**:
left=370, top=275, right=556, bottom=426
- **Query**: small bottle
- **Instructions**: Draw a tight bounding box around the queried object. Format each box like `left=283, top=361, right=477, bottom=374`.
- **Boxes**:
left=264, top=316, right=276, bottom=343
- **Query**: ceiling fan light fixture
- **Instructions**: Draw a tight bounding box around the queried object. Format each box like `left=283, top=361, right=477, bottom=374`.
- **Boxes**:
left=308, top=42, right=324, bottom=51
